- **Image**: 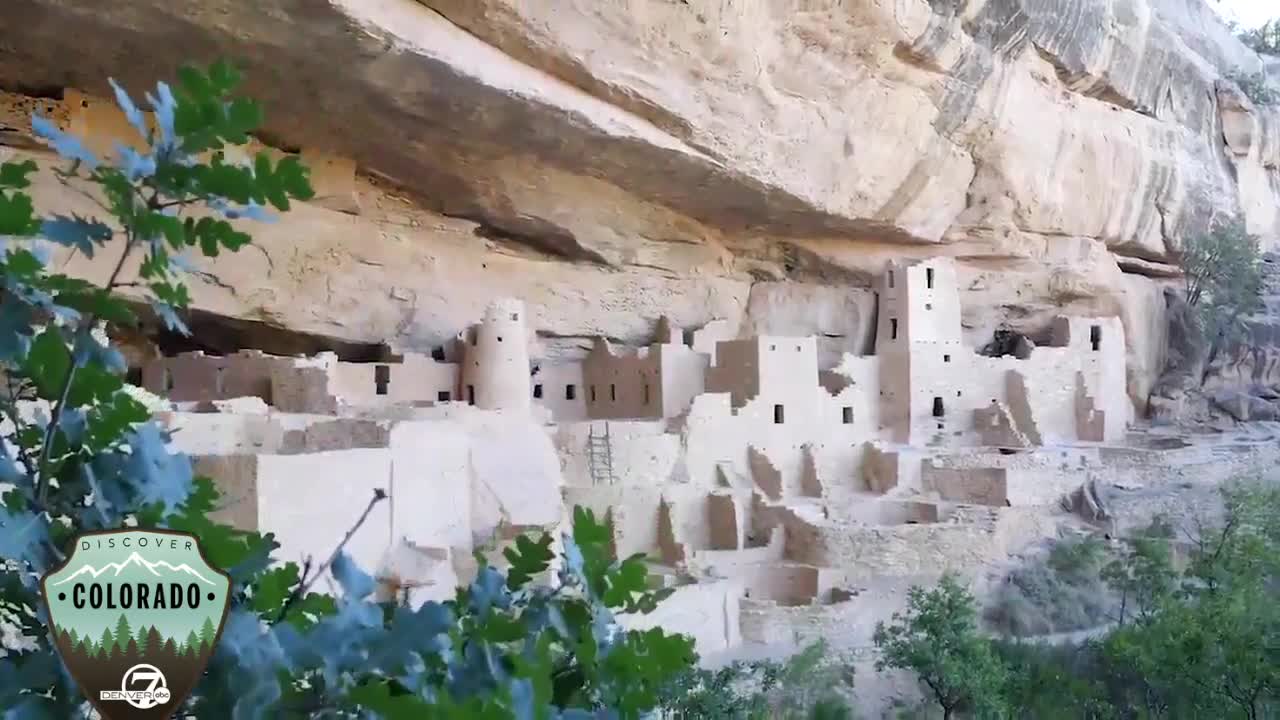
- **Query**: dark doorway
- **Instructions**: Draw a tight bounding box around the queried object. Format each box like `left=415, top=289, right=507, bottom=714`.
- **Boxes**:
left=374, top=364, right=390, bottom=396
left=1090, top=325, right=1102, bottom=352
left=774, top=404, right=785, bottom=424
left=932, top=396, right=945, bottom=418
left=566, top=384, right=577, bottom=400
left=533, top=384, right=543, bottom=399
left=842, top=407, right=853, bottom=424
left=437, top=391, right=451, bottom=402
left=467, top=384, right=476, bottom=405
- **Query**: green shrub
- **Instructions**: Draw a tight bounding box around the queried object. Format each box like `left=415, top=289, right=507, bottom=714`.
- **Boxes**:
left=1228, top=70, right=1278, bottom=105
left=1237, top=19, right=1280, bottom=56
left=659, top=640, right=856, bottom=719
left=986, top=535, right=1110, bottom=637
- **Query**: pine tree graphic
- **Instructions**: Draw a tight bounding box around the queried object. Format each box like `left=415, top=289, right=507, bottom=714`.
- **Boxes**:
left=113, top=614, right=132, bottom=653
left=199, top=617, right=217, bottom=653
left=184, top=630, right=201, bottom=656
left=98, top=628, right=113, bottom=660
left=144, top=627, right=164, bottom=659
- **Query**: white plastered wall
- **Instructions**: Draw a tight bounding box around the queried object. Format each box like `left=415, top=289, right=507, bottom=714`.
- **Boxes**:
left=256, top=449, right=394, bottom=573
left=328, top=353, right=461, bottom=406
left=621, top=579, right=743, bottom=656
left=678, top=337, right=874, bottom=530
left=534, top=361, right=587, bottom=421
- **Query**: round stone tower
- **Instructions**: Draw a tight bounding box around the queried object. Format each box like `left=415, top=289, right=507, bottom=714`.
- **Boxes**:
left=461, top=298, right=532, bottom=411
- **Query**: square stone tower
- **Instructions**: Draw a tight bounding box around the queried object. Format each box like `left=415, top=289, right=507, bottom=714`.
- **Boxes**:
left=875, top=258, right=966, bottom=443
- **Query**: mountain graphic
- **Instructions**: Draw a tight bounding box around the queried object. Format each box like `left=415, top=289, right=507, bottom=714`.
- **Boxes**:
left=50, top=551, right=217, bottom=586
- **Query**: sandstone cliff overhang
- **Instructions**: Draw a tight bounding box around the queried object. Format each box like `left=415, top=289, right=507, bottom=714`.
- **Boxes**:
left=3, top=0, right=1271, bottom=254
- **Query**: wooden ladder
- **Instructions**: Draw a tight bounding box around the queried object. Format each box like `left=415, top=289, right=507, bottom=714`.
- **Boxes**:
left=586, top=422, right=617, bottom=486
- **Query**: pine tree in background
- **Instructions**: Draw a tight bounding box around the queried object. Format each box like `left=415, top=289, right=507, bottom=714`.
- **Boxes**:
left=162, top=638, right=178, bottom=666
left=184, top=630, right=201, bottom=657
left=198, top=617, right=217, bottom=653
left=144, top=627, right=164, bottom=659
left=98, top=629, right=114, bottom=660
left=113, top=615, right=132, bottom=653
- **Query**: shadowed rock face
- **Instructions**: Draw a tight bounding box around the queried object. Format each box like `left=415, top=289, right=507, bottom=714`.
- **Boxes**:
left=1, top=0, right=1277, bottom=414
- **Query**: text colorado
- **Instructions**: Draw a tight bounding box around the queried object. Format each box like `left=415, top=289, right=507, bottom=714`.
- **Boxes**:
left=72, top=583, right=204, bottom=610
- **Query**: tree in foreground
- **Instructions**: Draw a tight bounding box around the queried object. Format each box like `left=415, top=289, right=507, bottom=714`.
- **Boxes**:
left=1177, top=219, right=1264, bottom=383
left=873, top=574, right=1007, bottom=719
left=0, top=63, right=696, bottom=718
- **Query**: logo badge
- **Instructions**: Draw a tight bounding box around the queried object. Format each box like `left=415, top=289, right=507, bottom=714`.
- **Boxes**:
left=41, top=529, right=230, bottom=719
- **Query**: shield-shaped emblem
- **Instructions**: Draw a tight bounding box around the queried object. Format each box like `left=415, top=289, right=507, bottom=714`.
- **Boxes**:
left=40, top=529, right=231, bottom=719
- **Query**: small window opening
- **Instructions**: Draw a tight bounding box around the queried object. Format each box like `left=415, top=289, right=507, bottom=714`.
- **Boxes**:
left=932, top=396, right=945, bottom=418
left=215, top=366, right=225, bottom=395
left=926, top=303, right=932, bottom=310
left=163, top=367, right=174, bottom=392
left=467, top=385, right=476, bottom=405
left=944, top=354, right=951, bottom=363
left=374, top=365, right=391, bottom=396
left=888, top=270, right=895, bottom=288
left=438, top=391, right=451, bottom=402
left=796, top=345, right=801, bottom=352
left=497, top=336, right=503, bottom=343
left=610, top=384, right=617, bottom=402
left=590, top=385, right=597, bottom=403
left=643, top=383, right=650, bottom=405
left=774, top=404, right=785, bottom=424
left=566, top=384, right=577, bottom=400
left=770, top=344, right=776, bottom=351
left=510, top=312, right=519, bottom=321
left=1090, top=325, right=1102, bottom=352
left=471, top=334, right=477, bottom=347
left=431, top=346, right=446, bottom=362
left=842, top=407, right=853, bottom=424
left=890, top=318, right=899, bottom=340
left=926, top=267, right=934, bottom=289
left=533, top=384, right=543, bottom=399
